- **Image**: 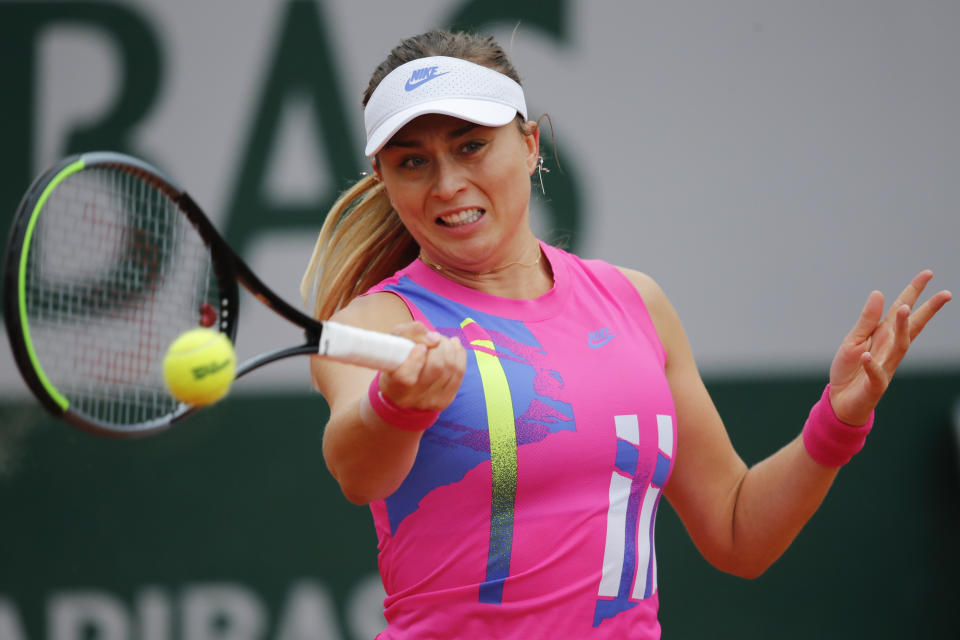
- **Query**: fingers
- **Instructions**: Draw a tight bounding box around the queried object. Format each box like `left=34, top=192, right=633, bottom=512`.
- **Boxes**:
left=852, top=271, right=950, bottom=347
left=379, top=328, right=466, bottom=412
left=883, top=270, right=951, bottom=344
left=388, top=342, right=429, bottom=387
left=908, top=288, right=952, bottom=341
left=884, top=270, right=933, bottom=324
left=856, top=271, right=950, bottom=377
left=860, top=351, right=886, bottom=394
left=846, top=290, right=885, bottom=344
left=875, top=303, right=912, bottom=375
left=416, top=336, right=467, bottom=401
left=391, top=321, right=441, bottom=347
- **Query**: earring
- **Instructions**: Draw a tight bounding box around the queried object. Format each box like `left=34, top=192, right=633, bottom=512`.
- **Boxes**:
left=537, top=155, right=550, bottom=195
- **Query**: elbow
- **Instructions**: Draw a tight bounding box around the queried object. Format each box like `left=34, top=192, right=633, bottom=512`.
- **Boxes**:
left=321, top=413, right=419, bottom=506
left=326, top=465, right=385, bottom=505
left=336, top=478, right=399, bottom=505
left=708, top=550, right=777, bottom=580
left=727, top=564, right=770, bottom=581
left=694, top=530, right=778, bottom=579
left=321, top=428, right=371, bottom=505
left=324, top=460, right=385, bottom=506
left=323, top=449, right=400, bottom=506
left=324, top=453, right=400, bottom=505
left=341, top=488, right=374, bottom=506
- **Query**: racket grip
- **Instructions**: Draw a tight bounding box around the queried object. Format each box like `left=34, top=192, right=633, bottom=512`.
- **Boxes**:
left=318, top=321, right=416, bottom=371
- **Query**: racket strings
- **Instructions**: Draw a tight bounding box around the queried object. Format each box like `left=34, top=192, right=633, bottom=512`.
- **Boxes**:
left=23, top=167, right=221, bottom=428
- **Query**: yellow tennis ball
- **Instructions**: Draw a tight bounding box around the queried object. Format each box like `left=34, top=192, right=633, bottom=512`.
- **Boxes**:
left=163, top=328, right=236, bottom=406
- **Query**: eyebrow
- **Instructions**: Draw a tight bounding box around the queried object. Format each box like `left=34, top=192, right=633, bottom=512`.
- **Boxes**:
left=384, top=123, right=479, bottom=149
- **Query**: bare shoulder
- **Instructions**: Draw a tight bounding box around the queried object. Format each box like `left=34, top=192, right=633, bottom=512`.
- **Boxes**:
left=613, top=266, right=687, bottom=362
left=614, top=267, right=675, bottom=324
left=329, top=290, right=414, bottom=333
left=310, top=291, right=414, bottom=406
left=615, top=267, right=665, bottom=305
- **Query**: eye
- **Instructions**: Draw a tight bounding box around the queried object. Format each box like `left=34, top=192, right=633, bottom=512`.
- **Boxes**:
left=459, top=140, right=487, bottom=155
left=398, top=155, right=428, bottom=169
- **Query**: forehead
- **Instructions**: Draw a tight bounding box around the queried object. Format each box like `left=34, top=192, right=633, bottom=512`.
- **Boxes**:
left=388, top=114, right=495, bottom=145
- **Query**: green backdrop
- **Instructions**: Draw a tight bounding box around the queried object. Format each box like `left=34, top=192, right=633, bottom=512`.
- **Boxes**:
left=1, top=371, right=958, bottom=639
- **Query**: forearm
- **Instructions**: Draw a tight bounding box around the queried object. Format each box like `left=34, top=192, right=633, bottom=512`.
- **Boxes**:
left=322, top=397, right=424, bottom=505
left=725, top=435, right=839, bottom=578
left=633, top=267, right=947, bottom=580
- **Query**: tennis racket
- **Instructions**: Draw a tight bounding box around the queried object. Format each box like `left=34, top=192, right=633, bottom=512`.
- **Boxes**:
left=3, top=151, right=414, bottom=437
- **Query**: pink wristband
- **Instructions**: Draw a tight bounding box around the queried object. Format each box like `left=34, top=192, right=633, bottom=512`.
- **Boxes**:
left=367, top=372, right=439, bottom=432
left=801, top=384, right=874, bottom=467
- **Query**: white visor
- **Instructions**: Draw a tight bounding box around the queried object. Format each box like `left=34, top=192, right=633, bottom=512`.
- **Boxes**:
left=364, top=56, right=527, bottom=157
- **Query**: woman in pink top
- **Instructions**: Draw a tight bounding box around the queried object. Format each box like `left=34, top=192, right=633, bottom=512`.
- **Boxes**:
left=300, top=29, right=950, bottom=639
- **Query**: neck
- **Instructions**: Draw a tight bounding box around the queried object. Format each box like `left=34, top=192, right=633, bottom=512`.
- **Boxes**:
left=419, top=240, right=552, bottom=299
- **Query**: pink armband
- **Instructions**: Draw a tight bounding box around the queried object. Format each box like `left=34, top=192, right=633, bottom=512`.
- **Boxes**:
left=367, top=372, right=439, bottom=432
left=802, top=384, right=874, bottom=467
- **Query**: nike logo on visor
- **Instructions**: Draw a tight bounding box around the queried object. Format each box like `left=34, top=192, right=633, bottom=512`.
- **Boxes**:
left=405, top=66, right=450, bottom=91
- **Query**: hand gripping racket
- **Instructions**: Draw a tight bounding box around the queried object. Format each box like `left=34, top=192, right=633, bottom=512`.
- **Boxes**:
left=3, top=152, right=414, bottom=437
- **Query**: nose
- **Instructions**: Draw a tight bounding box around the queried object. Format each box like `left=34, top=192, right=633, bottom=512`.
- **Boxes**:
left=430, top=156, right=467, bottom=201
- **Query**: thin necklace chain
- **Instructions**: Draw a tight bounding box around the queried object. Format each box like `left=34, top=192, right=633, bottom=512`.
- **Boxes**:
left=419, top=243, right=543, bottom=280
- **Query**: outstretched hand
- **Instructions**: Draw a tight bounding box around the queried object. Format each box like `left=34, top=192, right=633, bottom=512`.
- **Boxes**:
left=828, top=270, right=951, bottom=425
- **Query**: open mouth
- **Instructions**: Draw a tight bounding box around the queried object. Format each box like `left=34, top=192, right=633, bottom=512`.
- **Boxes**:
left=436, top=208, right=485, bottom=227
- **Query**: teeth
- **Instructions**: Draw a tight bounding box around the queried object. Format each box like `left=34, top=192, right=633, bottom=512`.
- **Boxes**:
left=438, top=208, right=484, bottom=226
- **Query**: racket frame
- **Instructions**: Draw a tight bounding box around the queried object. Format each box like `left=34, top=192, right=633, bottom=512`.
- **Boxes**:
left=3, top=152, right=323, bottom=436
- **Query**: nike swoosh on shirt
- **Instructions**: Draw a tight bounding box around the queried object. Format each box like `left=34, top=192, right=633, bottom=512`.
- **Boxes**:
left=588, top=331, right=616, bottom=349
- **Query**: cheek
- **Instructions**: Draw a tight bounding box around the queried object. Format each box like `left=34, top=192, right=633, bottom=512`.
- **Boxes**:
left=383, top=184, right=418, bottom=217
left=490, top=159, right=533, bottom=205
left=384, top=187, right=433, bottom=239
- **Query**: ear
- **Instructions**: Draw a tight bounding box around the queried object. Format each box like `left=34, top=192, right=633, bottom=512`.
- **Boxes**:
left=523, top=121, right=540, bottom=175
left=371, top=158, right=397, bottom=208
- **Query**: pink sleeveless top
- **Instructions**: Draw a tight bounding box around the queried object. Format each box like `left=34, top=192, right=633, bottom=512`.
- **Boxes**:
left=365, top=243, right=677, bottom=638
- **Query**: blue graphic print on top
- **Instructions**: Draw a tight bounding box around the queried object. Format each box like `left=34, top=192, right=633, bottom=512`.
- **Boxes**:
left=382, top=276, right=576, bottom=536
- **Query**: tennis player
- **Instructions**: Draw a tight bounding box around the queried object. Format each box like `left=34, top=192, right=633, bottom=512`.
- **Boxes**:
left=301, top=29, right=950, bottom=639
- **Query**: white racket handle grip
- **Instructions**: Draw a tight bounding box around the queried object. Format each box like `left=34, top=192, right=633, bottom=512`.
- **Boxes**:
left=318, top=321, right=416, bottom=371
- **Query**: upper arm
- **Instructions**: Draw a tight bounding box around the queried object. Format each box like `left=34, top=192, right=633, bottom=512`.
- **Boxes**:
left=616, top=267, right=748, bottom=563
left=310, top=291, right=414, bottom=413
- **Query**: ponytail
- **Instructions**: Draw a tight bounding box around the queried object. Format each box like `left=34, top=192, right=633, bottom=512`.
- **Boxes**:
left=300, top=175, right=419, bottom=320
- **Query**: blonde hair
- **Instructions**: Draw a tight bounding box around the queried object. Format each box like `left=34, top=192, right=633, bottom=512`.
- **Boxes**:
left=300, top=29, right=524, bottom=320
left=299, top=175, right=418, bottom=320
